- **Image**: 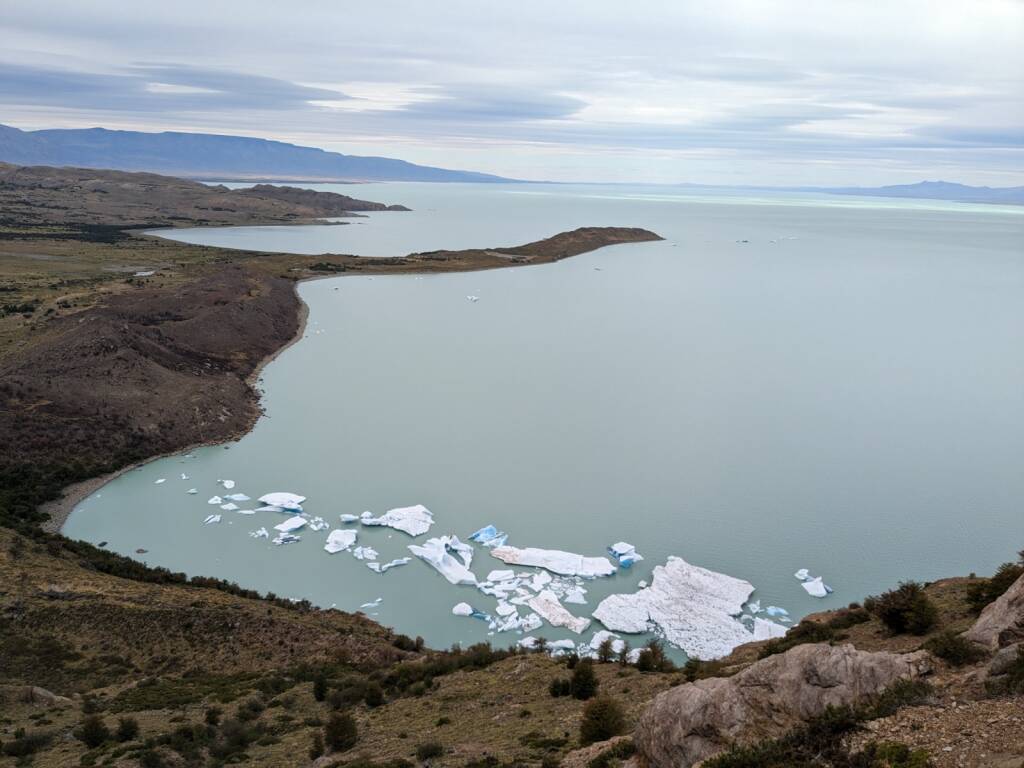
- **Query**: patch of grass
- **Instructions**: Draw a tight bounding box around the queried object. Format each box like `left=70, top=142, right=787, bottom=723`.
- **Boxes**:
left=105, top=672, right=262, bottom=712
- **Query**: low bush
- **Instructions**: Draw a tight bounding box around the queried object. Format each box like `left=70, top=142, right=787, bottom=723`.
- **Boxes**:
left=579, top=697, right=627, bottom=746
left=967, top=552, right=1024, bottom=613
left=0, top=729, right=53, bottom=757
left=415, top=741, right=444, bottom=761
left=549, top=678, right=572, bottom=697
left=864, top=582, right=937, bottom=635
left=115, top=716, right=140, bottom=742
left=923, top=631, right=984, bottom=667
left=76, top=714, right=111, bottom=748
left=571, top=659, right=599, bottom=700
left=325, top=712, right=358, bottom=752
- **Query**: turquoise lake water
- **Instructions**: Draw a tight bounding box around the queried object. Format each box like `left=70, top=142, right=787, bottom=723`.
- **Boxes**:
left=64, top=183, right=1024, bottom=657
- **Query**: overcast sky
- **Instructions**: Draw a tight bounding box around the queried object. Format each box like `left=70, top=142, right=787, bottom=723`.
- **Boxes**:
left=2, top=0, right=1022, bottom=185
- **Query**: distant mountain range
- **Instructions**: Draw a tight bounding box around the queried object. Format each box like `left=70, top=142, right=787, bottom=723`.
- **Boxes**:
left=820, top=180, right=1024, bottom=205
left=0, top=123, right=513, bottom=183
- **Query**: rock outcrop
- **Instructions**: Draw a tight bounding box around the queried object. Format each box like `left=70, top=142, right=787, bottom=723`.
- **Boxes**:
left=964, top=573, right=1024, bottom=650
left=634, top=643, right=932, bottom=768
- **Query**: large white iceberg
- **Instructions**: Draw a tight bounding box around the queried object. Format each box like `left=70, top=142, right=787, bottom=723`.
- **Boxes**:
left=273, top=516, right=307, bottom=533
left=258, top=492, right=306, bottom=511
left=408, top=535, right=477, bottom=585
left=360, top=504, right=434, bottom=536
left=592, top=556, right=755, bottom=660
left=528, top=589, right=591, bottom=634
left=490, top=545, right=615, bottom=578
left=324, top=529, right=357, bottom=554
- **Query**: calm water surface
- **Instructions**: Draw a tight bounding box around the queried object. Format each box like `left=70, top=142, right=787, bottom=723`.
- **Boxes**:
left=65, top=183, right=1024, bottom=656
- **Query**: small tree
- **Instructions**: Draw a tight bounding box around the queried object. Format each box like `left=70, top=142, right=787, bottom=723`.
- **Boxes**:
left=363, top=681, right=385, bottom=708
left=76, top=714, right=110, bottom=748
left=313, top=674, right=328, bottom=702
left=309, top=732, right=325, bottom=760
left=324, top=711, right=358, bottom=752
left=597, top=637, right=616, bottom=663
left=865, top=582, right=938, bottom=635
left=617, top=640, right=631, bottom=666
left=570, top=658, right=599, bottom=700
left=579, top=697, right=626, bottom=745
left=115, top=716, right=139, bottom=742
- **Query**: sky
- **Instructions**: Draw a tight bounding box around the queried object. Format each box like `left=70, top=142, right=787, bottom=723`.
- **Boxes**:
left=1, top=0, right=1022, bottom=185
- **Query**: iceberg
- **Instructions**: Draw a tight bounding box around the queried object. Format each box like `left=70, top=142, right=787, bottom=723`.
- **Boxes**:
left=155, top=478, right=166, bottom=484
left=367, top=558, right=411, bottom=573
left=746, top=600, right=762, bottom=614
left=272, top=533, right=300, bottom=546
left=752, top=617, right=789, bottom=641
left=528, top=589, right=591, bottom=634
left=234, top=508, right=256, bottom=515
left=801, top=576, right=833, bottom=598
left=519, top=613, right=543, bottom=633
left=548, top=639, right=576, bottom=654
left=360, top=504, right=434, bottom=536
left=588, top=630, right=625, bottom=655
left=219, top=479, right=235, bottom=489
left=207, top=496, right=223, bottom=505
left=255, top=505, right=284, bottom=513
left=307, top=516, right=329, bottom=532
left=592, top=556, right=755, bottom=660
left=495, top=601, right=518, bottom=617
left=490, top=545, right=615, bottom=578
left=203, top=514, right=221, bottom=525
left=452, top=602, right=475, bottom=617
left=180, top=473, right=189, bottom=480
left=408, top=535, right=477, bottom=585
left=529, top=571, right=553, bottom=592
left=352, top=546, right=380, bottom=561
left=468, top=525, right=508, bottom=548
left=486, top=569, right=516, bottom=582
left=224, top=493, right=251, bottom=502
left=220, top=502, right=239, bottom=511
left=607, top=542, right=644, bottom=568
left=258, top=492, right=306, bottom=511
left=765, top=606, right=789, bottom=617
left=324, top=529, right=357, bottom=554
left=339, top=514, right=360, bottom=523
left=249, top=527, right=269, bottom=539
left=794, top=568, right=811, bottom=581
left=564, top=586, right=588, bottom=605
left=360, top=598, right=383, bottom=608
left=273, top=516, right=307, bottom=534
left=187, top=488, right=198, bottom=495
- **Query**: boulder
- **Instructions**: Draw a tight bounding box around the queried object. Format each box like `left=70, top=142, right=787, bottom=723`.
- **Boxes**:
left=25, top=686, right=72, bottom=706
left=634, top=643, right=932, bottom=768
left=988, top=642, right=1023, bottom=677
left=964, top=573, right=1024, bottom=651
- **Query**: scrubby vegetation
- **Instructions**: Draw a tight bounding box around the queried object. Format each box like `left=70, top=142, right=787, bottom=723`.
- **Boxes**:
left=864, top=583, right=937, bottom=636
left=967, top=551, right=1024, bottom=613
left=922, top=631, right=984, bottom=667
left=579, top=697, right=627, bottom=746
left=759, top=606, right=870, bottom=658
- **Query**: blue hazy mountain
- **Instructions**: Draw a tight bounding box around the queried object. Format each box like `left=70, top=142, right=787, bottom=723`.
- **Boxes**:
left=822, top=180, right=1024, bottom=205
left=0, top=123, right=514, bottom=182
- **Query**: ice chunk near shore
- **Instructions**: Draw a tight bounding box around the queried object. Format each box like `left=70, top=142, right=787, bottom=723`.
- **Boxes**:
left=592, top=556, right=755, bottom=660
left=408, top=536, right=478, bottom=586
left=490, top=546, right=616, bottom=578
left=203, top=514, right=221, bottom=525
left=219, top=479, right=235, bottom=490
left=273, top=516, right=307, bottom=534
left=324, top=529, right=357, bottom=554
left=548, top=639, right=577, bottom=655
left=765, top=606, right=789, bottom=617
left=258, top=492, right=306, bottom=511
left=249, top=527, right=269, bottom=539
left=208, top=496, right=223, bottom=505
left=746, top=600, right=762, bottom=614
left=155, top=478, right=166, bottom=484
left=608, top=542, right=644, bottom=568
left=588, top=630, right=625, bottom=656
left=367, top=558, right=411, bottom=574
left=340, top=514, right=360, bottom=523
left=801, top=576, right=833, bottom=598
left=528, top=590, right=591, bottom=634
left=469, top=525, right=508, bottom=548
left=352, top=546, right=379, bottom=561
left=360, top=504, right=434, bottom=537
left=752, top=617, right=789, bottom=641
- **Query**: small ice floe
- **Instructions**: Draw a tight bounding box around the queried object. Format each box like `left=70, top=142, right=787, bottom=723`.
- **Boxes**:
left=324, top=529, right=357, bottom=554
left=468, top=524, right=508, bottom=548
left=530, top=571, right=553, bottom=592
left=548, top=639, right=577, bottom=655
left=218, top=479, right=236, bottom=490
left=254, top=505, right=284, bottom=513
left=273, top=516, right=307, bottom=534
left=592, top=556, right=756, bottom=660
left=367, top=557, right=411, bottom=574
left=180, top=473, right=190, bottom=480
left=224, top=493, right=250, bottom=502
left=360, top=504, right=434, bottom=537
left=747, top=600, right=762, bottom=614
left=258, top=492, right=306, bottom=511
left=203, top=514, right=221, bottom=525
left=794, top=568, right=811, bottom=581
left=360, top=597, right=383, bottom=609
left=220, top=502, right=239, bottom=511
left=353, top=546, right=379, bottom=561
left=801, top=577, right=833, bottom=598
left=486, top=569, right=516, bottom=582
left=207, top=496, right=223, bottom=505
left=528, top=589, right=590, bottom=634
left=466, top=295, right=480, bottom=302
left=307, top=516, right=329, bottom=532
left=340, top=513, right=360, bottom=523
left=490, top=545, right=615, bottom=578
left=452, top=602, right=475, bottom=617
left=765, top=606, right=789, bottom=617
left=249, top=527, right=269, bottom=539
left=564, top=586, right=588, bottom=605
left=752, top=617, right=789, bottom=641
left=408, top=535, right=477, bottom=585
left=607, top=542, right=644, bottom=568
left=154, top=478, right=166, bottom=485
left=495, top=601, right=518, bottom=617
left=187, top=488, right=198, bottom=495
left=234, top=509, right=256, bottom=516
left=272, top=533, right=300, bottom=546
left=638, top=580, right=648, bottom=589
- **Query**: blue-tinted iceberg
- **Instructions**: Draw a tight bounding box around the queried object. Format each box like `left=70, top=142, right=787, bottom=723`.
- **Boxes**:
left=607, top=541, right=644, bottom=568
left=469, top=525, right=509, bottom=548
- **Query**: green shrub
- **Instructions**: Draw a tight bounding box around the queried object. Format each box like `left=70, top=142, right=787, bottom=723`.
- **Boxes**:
left=309, top=732, right=325, bottom=760
left=313, top=674, right=328, bottom=702
left=634, top=640, right=675, bottom=672
left=681, top=658, right=727, bottom=682
left=364, top=681, right=386, bottom=707
left=967, top=553, right=1024, bottom=613
left=0, top=729, right=53, bottom=757
left=571, top=659, right=599, bottom=700
left=579, top=697, right=627, bottom=746
left=923, top=631, right=984, bottom=667
left=596, top=638, right=616, bottom=663
left=76, top=714, right=110, bottom=748
left=864, top=582, right=937, bottom=635
left=115, top=716, right=139, bottom=742
left=204, top=706, right=222, bottom=726
left=415, top=741, right=444, bottom=760
left=549, top=678, right=572, bottom=697
left=865, top=679, right=933, bottom=720
left=325, top=712, right=358, bottom=752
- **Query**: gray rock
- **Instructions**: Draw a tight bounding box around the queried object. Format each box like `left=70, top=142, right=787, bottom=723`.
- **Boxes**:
left=964, top=573, right=1024, bottom=650
left=988, top=642, right=1023, bottom=677
left=634, top=643, right=932, bottom=768
left=25, top=686, right=72, bottom=706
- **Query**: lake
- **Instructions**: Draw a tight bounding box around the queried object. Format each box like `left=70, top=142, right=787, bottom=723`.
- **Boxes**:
left=64, top=182, right=1024, bottom=658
